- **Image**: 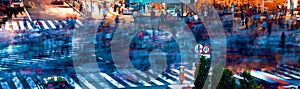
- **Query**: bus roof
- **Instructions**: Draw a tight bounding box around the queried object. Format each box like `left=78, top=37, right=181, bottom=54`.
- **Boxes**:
left=250, top=71, right=289, bottom=85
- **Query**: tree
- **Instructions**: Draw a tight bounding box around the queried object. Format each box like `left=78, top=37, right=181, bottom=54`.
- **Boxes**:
left=239, top=71, right=258, bottom=89
left=215, top=69, right=237, bottom=89
left=194, top=56, right=210, bottom=89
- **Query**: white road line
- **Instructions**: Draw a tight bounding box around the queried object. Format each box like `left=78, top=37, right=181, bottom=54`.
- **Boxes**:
left=185, top=69, right=194, bottom=76
left=1, top=82, right=10, bottom=89
left=5, top=22, right=12, bottom=30
left=290, top=74, right=300, bottom=79
left=64, top=75, right=82, bottom=89
left=86, top=73, right=111, bottom=88
left=47, top=20, right=56, bottom=29
left=12, top=77, right=24, bottom=89
left=25, top=77, right=38, bottom=89
left=130, top=73, right=151, bottom=87
left=18, top=21, right=26, bottom=30
left=24, top=8, right=32, bottom=21
left=26, top=21, right=33, bottom=30
left=172, top=69, right=194, bottom=81
left=276, top=74, right=292, bottom=79
left=148, top=70, right=177, bottom=84
left=136, top=70, right=164, bottom=86
left=12, top=21, right=19, bottom=30
left=118, top=77, right=137, bottom=88
left=76, top=20, right=83, bottom=26
left=54, top=20, right=62, bottom=28
left=40, top=21, right=50, bottom=29
left=167, top=72, right=191, bottom=84
left=99, top=72, right=125, bottom=88
left=76, top=74, right=97, bottom=89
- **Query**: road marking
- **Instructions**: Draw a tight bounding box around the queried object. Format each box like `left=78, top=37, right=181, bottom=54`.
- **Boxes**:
left=12, top=21, right=19, bottom=30
left=136, top=70, right=164, bottom=86
left=64, top=75, right=82, bottom=89
left=24, top=5, right=32, bottom=21
left=26, top=21, right=33, bottom=30
left=148, top=70, right=177, bottom=84
left=76, top=74, right=97, bottom=89
left=5, top=22, right=12, bottom=31
left=40, top=21, right=49, bottom=29
left=12, top=77, right=24, bottom=89
left=172, top=69, right=194, bottom=81
left=47, top=20, right=56, bottom=29
left=18, top=21, right=26, bottom=30
left=1, top=82, right=10, bottom=89
left=99, top=72, right=125, bottom=88
left=25, top=77, right=38, bottom=89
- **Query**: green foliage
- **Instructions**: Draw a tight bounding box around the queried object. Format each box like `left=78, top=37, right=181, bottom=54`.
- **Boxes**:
left=239, top=71, right=258, bottom=89
left=193, top=56, right=210, bottom=89
left=216, top=69, right=237, bottom=89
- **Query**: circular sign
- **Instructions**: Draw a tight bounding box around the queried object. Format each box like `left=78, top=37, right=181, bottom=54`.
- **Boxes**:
left=202, top=44, right=211, bottom=54
left=194, top=44, right=203, bottom=54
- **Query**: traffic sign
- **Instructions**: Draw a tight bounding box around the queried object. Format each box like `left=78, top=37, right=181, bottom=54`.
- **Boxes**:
left=194, top=44, right=203, bottom=54
left=202, top=44, right=211, bottom=54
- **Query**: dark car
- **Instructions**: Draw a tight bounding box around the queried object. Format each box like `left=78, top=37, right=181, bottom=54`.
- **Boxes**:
left=44, top=76, right=75, bottom=89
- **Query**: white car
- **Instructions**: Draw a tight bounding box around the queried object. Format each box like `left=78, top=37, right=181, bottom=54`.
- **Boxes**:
left=166, top=8, right=177, bottom=16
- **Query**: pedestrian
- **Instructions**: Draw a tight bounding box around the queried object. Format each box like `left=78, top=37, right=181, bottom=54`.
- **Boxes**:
left=241, top=11, right=245, bottom=25
left=245, top=17, right=248, bottom=29
left=280, top=32, right=286, bottom=53
left=267, top=21, right=272, bottom=35
left=115, top=15, right=120, bottom=24
left=79, top=3, right=83, bottom=12
left=262, top=20, right=267, bottom=35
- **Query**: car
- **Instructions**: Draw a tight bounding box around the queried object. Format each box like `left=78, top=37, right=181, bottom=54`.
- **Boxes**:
left=166, top=8, right=177, bottom=16
left=51, top=0, right=64, bottom=5
left=123, top=7, right=134, bottom=15
left=43, top=76, right=74, bottom=89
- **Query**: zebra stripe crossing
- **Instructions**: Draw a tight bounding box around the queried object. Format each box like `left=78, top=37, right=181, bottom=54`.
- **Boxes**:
left=0, top=68, right=198, bottom=88
left=2, top=20, right=87, bottom=31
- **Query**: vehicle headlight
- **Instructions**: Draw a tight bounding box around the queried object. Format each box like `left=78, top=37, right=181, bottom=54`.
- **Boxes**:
left=20, top=3, right=24, bottom=7
left=10, top=5, right=14, bottom=8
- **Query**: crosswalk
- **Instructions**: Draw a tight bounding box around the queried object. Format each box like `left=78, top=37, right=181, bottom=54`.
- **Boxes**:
left=1, top=19, right=86, bottom=31
left=275, top=65, right=300, bottom=80
left=0, top=68, right=197, bottom=89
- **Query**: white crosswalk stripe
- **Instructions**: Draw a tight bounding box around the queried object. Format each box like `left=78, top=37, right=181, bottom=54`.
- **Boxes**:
left=1, top=20, right=87, bottom=31
left=47, top=20, right=57, bottom=29
left=76, top=74, right=97, bottom=89
left=12, top=21, right=19, bottom=30
left=18, top=21, right=26, bottom=30
left=135, top=70, right=164, bottom=86
left=5, top=22, right=12, bottom=31
left=1, top=81, right=10, bottom=89
left=12, top=77, right=24, bottom=89
left=25, top=77, right=38, bottom=89
left=172, top=69, right=195, bottom=81
left=99, top=72, right=125, bottom=88
left=148, top=69, right=177, bottom=84
left=26, top=21, right=33, bottom=30
left=64, top=75, right=83, bottom=89
left=40, top=21, right=50, bottom=29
